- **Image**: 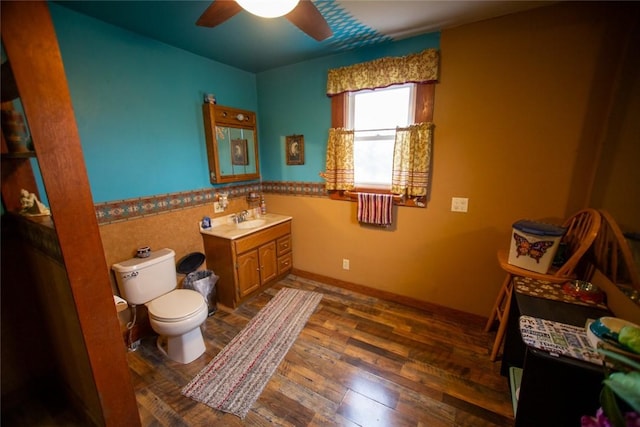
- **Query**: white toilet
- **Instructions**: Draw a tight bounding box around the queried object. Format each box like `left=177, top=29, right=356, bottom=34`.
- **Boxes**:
left=112, top=248, right=208, bottom=364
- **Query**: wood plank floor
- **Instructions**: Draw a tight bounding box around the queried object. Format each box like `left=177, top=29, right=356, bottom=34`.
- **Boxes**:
left=128, top=275, right=513, bottom=426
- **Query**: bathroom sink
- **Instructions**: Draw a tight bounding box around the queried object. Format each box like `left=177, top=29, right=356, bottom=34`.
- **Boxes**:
left=200, top=213, right=292, bottom=240
left=236, top=219, right=267, bottom=229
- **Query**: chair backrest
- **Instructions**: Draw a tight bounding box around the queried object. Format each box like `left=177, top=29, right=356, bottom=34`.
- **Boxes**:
left=554, top=208, right=601, bottom=278
left=584, top=210, right=640, bottom=289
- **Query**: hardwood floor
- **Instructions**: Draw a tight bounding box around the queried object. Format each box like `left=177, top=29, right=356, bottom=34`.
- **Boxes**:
left=2, top=274, right=512, bottom=426
left=128, top=275, right=514, bottom=426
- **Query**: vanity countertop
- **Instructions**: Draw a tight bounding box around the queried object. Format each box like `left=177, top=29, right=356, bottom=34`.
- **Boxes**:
left=199, top=213, right=292, bottom=240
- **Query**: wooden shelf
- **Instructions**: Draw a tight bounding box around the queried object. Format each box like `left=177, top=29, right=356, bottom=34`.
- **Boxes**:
left=1, top=146, right=39, bottom=212
left=2, top=150, right=36, bottom=159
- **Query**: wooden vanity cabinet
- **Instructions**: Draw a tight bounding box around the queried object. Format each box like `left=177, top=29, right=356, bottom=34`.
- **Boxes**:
left=202, top=220, right=292, bottom=308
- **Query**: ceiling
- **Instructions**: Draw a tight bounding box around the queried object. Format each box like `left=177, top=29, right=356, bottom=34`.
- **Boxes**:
left=56, top=0, right=549, bottom=73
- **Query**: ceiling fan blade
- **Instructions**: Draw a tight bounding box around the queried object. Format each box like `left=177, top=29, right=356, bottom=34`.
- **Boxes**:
left=285, top=1, right=332, bottom=41
left=196, top=1, right=243, bottom=28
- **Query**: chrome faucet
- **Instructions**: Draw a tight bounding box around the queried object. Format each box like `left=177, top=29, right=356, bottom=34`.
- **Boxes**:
left=232, top=210, right=249, bottom=224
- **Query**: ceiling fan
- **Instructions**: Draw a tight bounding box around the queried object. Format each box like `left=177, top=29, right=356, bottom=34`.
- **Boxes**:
left=196, top=0, right=333, bottom=41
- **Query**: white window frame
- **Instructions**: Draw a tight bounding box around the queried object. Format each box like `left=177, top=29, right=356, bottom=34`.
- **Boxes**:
left=345, top=83, right=416, bottom=190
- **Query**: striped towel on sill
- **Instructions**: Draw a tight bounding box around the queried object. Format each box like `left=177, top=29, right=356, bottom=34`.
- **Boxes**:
left=357, top=193, right=394, bottom=227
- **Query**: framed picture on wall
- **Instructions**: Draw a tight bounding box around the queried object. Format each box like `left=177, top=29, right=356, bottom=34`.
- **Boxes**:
left=286, top=135, right=304, bottom=165
left=231, top=138, right=248, bottom=165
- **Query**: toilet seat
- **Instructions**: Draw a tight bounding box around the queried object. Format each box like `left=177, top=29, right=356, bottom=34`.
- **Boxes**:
left=147, top=289, right=206, bottom=322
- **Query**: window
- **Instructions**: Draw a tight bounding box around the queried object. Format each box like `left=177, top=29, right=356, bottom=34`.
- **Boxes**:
left=324, top=48, right=438, bottom=205
left=347, top=84, right=416, bottom=189
left=329, top=82, right=435, bottom=205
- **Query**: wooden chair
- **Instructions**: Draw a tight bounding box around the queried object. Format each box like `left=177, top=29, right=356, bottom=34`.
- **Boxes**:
left=584, top=210, right=640, bottom=290
left=485, top=208, right=601, bottom=361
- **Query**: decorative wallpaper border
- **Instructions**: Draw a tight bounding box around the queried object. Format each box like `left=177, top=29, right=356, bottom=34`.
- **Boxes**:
left=261, top=181, right=327, bottom=197
left=94, top=181, right=326, bottom=225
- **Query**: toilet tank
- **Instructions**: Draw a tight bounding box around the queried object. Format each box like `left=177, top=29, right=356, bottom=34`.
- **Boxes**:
left=112, top=248, right=177, bottom=305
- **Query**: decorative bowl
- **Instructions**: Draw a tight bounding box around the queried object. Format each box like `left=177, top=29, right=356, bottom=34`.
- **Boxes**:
left=562, top=280, right=605, bottom=304
left=586, top=317, right=640, bottom=357
left=590, top=317, right=638, bottom=342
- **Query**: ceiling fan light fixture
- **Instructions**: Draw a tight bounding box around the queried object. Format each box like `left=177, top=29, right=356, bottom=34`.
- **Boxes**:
left=235, top=0, right=300, bottom=18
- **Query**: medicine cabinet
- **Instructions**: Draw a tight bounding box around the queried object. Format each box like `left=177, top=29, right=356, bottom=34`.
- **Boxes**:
left=202, top=103, right=260, bottom=183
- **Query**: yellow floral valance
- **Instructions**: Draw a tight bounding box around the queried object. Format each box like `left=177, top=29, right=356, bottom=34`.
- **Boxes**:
left=326, top=48, right=439, bottom=96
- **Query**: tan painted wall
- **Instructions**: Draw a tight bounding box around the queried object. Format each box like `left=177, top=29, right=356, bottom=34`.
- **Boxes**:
left=99, top=2, right=639, bottom=318
left=268, top=3, right=640, bottom=317
left=267, top=194, right=503, bottom=315
left=588, top=8, right=640, bottom=232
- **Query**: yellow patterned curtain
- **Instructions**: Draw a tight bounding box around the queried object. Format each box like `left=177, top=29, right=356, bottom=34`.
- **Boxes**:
left=326, top=48, right=439, bottom=96
left=321, top=128, right=355, bottom=191
left=391, top=122, right=434, bottom=197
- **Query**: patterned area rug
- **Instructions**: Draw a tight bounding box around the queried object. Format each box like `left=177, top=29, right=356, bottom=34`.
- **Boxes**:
left=181, top=287, right=322, bottom=418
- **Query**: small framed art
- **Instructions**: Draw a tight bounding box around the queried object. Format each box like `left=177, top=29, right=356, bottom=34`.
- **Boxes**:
left=286, top=135, right=304, bottom=165
left=231, top=138, right=248, bottom=165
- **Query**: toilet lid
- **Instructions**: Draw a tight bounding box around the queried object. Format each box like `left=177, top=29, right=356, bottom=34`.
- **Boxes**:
left=147, top=289, right=206, bottom=322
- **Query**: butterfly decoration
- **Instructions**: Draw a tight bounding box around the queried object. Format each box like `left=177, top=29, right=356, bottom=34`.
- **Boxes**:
left=513, top=233, right=555, bottom=263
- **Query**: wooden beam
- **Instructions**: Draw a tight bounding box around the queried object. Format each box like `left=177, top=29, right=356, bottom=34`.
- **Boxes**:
left=1, top=2, right=140, bottom=425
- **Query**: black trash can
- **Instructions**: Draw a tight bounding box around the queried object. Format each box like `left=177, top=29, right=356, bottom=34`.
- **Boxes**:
left=177, top=252, right=218, bottom=316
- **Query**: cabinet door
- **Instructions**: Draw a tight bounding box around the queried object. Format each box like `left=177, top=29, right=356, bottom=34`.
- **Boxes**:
left=237, top=250, right=260, bottom=298
left=202, top=103, right=260, bottom=184
left=259, top=241, right=277, bottom=285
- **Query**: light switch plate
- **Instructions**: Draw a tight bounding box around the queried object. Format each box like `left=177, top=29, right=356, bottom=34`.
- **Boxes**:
left=451, top=197, right=469, bottom=213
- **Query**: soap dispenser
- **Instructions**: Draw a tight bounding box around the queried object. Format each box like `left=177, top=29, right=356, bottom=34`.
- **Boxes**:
left=260, top=195, right=267, bottom=215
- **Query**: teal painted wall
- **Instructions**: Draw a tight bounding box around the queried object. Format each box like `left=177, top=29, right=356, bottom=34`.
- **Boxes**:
left=49, top=3, right=257, bottom=203
left=256, top=33, right=440, bottom=182
left=48, top=3, right=438, bottom=203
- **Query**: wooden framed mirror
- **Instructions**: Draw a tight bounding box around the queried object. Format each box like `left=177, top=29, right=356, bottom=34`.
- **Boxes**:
left=202, top=103, right=260, bottom=183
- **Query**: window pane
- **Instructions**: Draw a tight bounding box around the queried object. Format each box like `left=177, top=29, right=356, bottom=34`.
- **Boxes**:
left=353, top=86, right=412, bottom=130
left=354, top=138, right=394, bottom=187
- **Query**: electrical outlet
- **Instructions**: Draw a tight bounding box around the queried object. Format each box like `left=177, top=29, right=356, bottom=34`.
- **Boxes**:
left=213, top=201, right=224, bottom=213
left=451, top=197, right=469, bottom=213
left=342, top=259, right=350, bottom=270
